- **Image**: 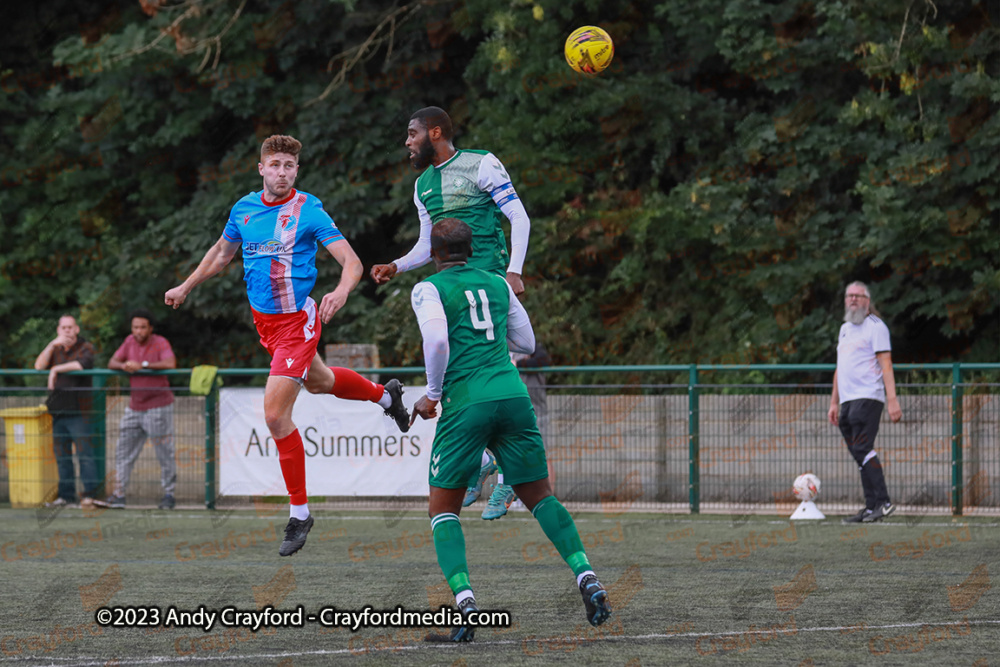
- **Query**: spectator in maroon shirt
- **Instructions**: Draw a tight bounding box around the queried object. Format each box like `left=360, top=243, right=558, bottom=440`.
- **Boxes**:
left=97, top=309, right=177, bottom=510
left=33, top=315, right=100, bottom=508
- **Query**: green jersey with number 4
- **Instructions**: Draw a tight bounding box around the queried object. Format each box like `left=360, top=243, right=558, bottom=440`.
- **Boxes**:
left=423, top=265, right=528, bottom=413
left=415, top=150, right=509, bottom=275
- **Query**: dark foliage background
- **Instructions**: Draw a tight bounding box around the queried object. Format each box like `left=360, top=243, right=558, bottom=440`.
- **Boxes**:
left=1, top=0, right=996, bottom=380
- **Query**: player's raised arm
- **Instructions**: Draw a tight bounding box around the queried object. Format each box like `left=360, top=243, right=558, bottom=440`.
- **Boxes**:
left=164, top=236, right=240, bottom=309
left=318, top=238, right=363, bottom=324
left=480, top=153, right=530, bottom=296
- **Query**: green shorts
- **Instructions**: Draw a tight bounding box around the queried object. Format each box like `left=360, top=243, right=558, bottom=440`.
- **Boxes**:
left=429, top=397, right=548, bottom=489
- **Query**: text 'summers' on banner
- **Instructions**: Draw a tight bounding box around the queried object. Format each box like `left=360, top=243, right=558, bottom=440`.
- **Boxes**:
left=219, top=388, right=436, bottom=497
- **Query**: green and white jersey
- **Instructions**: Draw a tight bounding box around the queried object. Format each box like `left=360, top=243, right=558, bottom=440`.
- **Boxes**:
left=393, top=150, right=530, bottom=277
left=411, top=264, right=534, bottom=415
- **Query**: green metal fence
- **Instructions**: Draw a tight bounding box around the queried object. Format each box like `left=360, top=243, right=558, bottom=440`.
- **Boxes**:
left=0, top=369, right=212, bottom=508
left=1, top=364, right=997, bottom=516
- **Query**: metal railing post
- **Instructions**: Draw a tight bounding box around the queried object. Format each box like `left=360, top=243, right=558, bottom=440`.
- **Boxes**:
left=205, top=385, right=217, bottom=509
left=951, top=363, right=963, bottom=516
left=655, top=396, right=668, bottom=502
left=92, top=374, right=107, bottom=496
left=688, top=364, right=700, bottom=514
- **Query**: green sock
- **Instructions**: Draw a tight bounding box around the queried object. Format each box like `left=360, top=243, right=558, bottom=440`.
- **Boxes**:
left=532, top=496, right=592, bottom=576
left=431, top=513, right=471, bottom=595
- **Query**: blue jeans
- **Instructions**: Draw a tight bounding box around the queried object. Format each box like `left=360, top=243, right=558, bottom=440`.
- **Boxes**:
left=52, top=415, right=100, bottom=501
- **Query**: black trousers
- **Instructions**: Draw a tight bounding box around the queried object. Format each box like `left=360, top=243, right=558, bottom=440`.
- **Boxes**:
left=838, top=399, right=890, bottom=508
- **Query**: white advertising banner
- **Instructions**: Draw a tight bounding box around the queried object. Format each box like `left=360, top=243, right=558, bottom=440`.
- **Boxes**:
left=219, top=387, right=437, bottom=497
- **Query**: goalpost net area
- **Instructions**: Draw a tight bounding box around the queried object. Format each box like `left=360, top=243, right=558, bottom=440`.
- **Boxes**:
left=1, top=364, right=997, bottom=517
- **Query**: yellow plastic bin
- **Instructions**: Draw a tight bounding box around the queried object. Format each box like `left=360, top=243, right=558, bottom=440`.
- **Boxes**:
left=0, top=406, right=58, bottom=508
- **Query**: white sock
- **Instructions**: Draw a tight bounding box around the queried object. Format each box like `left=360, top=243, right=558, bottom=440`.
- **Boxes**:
left=290, top=503, right=310, bottom=520
left=481, top=451, right=491, bottom=468
left=497, top=473, right=504, bottom=485
left=455, top=589, right=475, bottom=606
left=576, top=570, right=596, bottom=587
left=377, top=390, right=392, bottom=409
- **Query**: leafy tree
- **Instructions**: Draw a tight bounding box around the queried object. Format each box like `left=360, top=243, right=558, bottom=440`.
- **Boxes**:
left=1, top=0, right=996, bottom=386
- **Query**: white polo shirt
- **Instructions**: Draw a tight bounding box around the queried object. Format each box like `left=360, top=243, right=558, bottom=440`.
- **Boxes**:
left=836, top=315, right=892, bottom=404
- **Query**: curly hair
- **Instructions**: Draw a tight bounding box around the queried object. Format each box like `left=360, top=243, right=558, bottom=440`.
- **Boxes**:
left=260, top=135, right=302, bottom=161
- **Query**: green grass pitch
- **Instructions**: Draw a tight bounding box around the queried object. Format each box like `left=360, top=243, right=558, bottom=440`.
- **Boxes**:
left=1, top=506, right=997, bottom=666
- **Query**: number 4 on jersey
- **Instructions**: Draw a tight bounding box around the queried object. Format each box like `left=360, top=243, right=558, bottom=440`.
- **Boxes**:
left=465, top=289, right=495, bottom=340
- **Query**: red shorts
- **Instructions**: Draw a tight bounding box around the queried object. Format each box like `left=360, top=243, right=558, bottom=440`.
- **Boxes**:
left=252, top=297, right=321, bottom=380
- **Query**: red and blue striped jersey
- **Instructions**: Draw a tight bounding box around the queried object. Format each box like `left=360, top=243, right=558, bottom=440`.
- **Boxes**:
left=223, top=189, right=344, bottom=314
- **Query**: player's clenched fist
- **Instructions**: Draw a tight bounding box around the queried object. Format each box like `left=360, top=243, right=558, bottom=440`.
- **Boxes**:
left=506, top=272, right=525, bottom=297
left=370, top=263, right=397, bottom=285
left=164, top=285, right=189, bottom=309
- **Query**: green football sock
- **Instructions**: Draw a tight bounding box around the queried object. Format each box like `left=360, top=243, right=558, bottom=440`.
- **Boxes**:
left=431, top=513, right=471, bottom=595
left=532, top=495, right=592, bottom=576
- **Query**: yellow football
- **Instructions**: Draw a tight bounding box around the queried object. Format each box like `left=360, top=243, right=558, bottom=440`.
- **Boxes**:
left=564, top=26, right=615, bottom=75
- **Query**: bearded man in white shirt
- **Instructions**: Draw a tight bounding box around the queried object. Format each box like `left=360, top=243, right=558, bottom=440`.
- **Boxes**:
left=828, top=281, right=903, bottom=524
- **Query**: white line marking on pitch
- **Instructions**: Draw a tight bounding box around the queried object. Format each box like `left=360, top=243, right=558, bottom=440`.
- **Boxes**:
left=8, top=619, right=999, bottom=665
left=14, top=512, right=998, bottom=528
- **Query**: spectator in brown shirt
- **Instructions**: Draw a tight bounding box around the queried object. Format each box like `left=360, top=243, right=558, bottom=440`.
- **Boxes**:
left=33, top=315, right=100, bottom=508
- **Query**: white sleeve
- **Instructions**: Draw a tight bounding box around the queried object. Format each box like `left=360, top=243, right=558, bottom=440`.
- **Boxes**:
left=392, top=187, right=434, bottom=273
left=872, top=319, right=891, bottom=353
left=505, top=282, right=535, bottom=354
left=410, top=282, right=449, bottom=401
left=478, top=153, right=530, bottom=275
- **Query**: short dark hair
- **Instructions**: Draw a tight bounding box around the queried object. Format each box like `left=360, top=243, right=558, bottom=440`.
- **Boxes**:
left=130, top=308, right=154, bottom=328
left=410, top=107, right=453, bottom=141
left=431, top=218, right=473, bottom=262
